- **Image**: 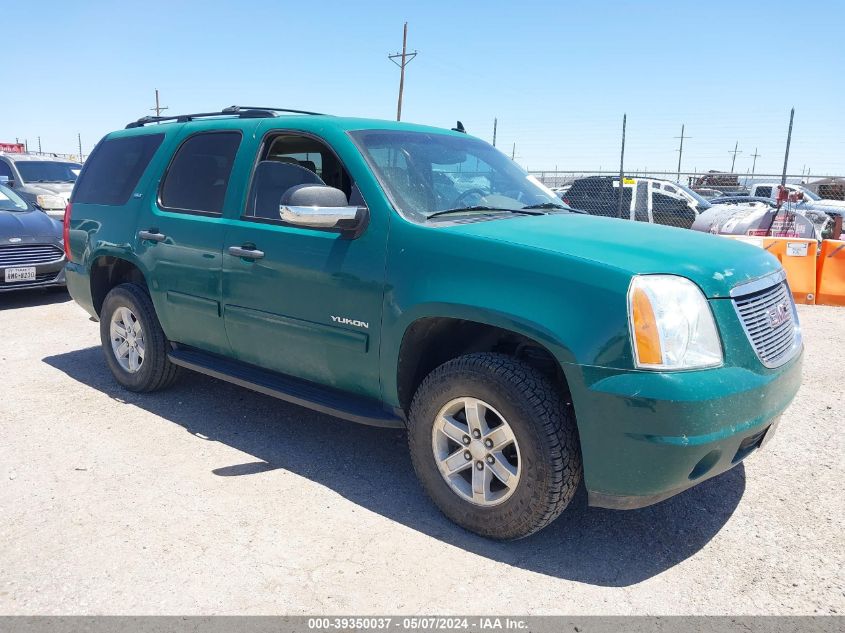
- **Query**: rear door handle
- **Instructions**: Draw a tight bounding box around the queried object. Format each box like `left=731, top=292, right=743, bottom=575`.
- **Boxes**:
left=228, top=245, right=265, bottom=260
left=138, top=229, right=167, bottom=243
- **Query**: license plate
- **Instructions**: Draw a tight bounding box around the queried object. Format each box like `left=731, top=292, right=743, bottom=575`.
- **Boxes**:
left=4, top=267, right=36, bottom=283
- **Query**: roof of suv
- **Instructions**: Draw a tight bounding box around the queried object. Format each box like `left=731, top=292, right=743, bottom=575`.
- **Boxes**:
left=112, top=109, right=469, bottom=140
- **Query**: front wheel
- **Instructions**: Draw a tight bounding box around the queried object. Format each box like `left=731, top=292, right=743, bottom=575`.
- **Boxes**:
left=408, top=353, right=581, bottom=540
left=99, top=283, right=180, bottom=392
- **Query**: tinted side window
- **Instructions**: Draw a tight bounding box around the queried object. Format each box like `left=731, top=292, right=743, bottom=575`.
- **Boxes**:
left=0, top=160, right=12, bottom=179
left=653, top=192, right=695, bottom=228
left=73, top=134, right=164, bottom=205
left=755, top=186, right=772, bottom=198
left=160, top=132, right=241, bottom=214
left=567, top=180, right=613, bottom=214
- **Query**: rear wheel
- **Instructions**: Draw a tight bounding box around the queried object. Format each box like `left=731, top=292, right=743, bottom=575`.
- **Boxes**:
left=408, top=352, right=581, bottom=540
left=99, top=283, right=180, bottom=392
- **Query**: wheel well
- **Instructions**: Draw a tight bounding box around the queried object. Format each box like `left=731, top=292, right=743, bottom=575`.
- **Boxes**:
left=90, top=257, right=148, bottom=316
left=396, top=317, right=570, bottom=413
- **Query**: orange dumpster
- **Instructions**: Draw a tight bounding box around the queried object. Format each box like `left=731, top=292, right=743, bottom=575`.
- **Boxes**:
left=816, top=239, right=845, bottom=307
left=721, top=236, right=817, bottom=304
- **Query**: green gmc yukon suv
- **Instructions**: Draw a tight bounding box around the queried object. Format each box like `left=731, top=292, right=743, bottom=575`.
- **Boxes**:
left=64, top=107, right=803, bottom=539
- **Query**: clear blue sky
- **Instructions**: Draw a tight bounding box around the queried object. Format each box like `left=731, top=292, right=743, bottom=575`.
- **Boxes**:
left=4, top=0, right=844, bottom=176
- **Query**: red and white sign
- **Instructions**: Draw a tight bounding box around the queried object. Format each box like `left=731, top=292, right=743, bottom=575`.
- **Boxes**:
left=0, top=142, right=25, bottom=153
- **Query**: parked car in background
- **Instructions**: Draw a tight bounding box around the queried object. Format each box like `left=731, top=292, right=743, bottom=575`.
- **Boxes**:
left=64, top=106, right=802, bottom=539
left=710, top=194, right=840, bottom=240
left=0, top=183, right=66, bottom=291
left=747, top=182, right=845, bottom=218
left=561, top=176, right=757, bottom=229
left=0, top=153, right=82, bottom=218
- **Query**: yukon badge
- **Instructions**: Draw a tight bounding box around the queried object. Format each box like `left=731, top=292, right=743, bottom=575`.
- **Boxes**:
left=331, top=315, right=369, bottom=329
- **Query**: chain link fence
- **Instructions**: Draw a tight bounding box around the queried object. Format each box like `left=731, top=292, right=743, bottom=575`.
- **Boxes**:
left=529, top=169, right=845, bottom=238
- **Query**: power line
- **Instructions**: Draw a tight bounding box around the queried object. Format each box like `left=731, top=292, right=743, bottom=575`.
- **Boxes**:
left=388, top=22, right=417, bottom=121
left=150, top=89, right=168, bottom=118
left=674, top=124, right=691, bottom=182
left=728, top=141, right=742, bottom=173
left=750, top=148, right=761, bottom=179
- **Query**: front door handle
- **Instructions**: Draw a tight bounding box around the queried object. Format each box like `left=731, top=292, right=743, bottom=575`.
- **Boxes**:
left=228, top=245, right=265, bottom=260
left=138, top=229, right=167, bottom=243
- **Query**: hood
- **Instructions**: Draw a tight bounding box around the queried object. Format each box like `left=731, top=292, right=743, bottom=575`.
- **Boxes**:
left=443, top=213, right=781, bottom=298
left=21, top=182, right=74, bottom=196
left=0, top=209, right=62, bottom=241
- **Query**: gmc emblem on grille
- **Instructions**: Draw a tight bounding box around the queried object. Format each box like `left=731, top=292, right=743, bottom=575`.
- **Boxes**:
left=768, top=303, right=790, bottom=328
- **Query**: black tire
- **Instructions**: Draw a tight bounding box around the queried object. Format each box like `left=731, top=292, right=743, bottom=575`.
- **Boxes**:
left=99, top=283, right=180, bottom=392
left=408, top=352, right=581, bottom=540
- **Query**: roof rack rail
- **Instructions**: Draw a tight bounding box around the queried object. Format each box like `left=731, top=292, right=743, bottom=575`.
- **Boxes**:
left=222, top=105, right=326, bottom=116
left=125, top=106, right=325, bottom=129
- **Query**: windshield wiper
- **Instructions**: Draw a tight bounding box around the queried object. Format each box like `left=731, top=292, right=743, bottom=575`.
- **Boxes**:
left=521, top=202, right=568, bottom=210
left=427, top=206, right=544, bottom=220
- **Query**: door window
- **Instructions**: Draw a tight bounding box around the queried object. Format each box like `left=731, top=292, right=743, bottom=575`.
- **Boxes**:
left=160, top=132, right=241, bottom=214
left=0, top=160, right=13, bottom=180
left=245, top=134, right=358, bottom=221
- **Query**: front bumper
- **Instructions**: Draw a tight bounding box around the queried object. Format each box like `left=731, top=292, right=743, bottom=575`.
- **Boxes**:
left=0, top=262, right=66, bottom=292
left=567, top=349, right=803, bottom=510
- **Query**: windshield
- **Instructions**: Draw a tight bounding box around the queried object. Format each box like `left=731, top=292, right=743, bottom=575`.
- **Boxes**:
left=674, top=182, right=712, bottom=209
left=0, top=184, right=30, bottom=212
left=350, top=130, right=566, bottom=221
left=15, top=161, right=81, bottom=184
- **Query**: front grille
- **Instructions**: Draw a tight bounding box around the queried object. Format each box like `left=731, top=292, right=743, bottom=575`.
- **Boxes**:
left=0, top=244, right=64, bottom=267
left=733, top=279, right=799, bottom=368
left=0, top=271, right=61, bottom=287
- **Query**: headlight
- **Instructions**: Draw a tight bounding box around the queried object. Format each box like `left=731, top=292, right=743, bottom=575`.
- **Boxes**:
left=628, top=275, right=723, bottom=370
left=36, top=194, right=65, bottom=210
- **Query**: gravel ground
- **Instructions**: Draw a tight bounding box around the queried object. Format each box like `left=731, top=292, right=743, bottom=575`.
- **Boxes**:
left=0, top=289, right=842, bottom=615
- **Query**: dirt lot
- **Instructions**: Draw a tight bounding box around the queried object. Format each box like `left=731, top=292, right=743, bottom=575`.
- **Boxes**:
left=0, top=290, right=842, bottom=615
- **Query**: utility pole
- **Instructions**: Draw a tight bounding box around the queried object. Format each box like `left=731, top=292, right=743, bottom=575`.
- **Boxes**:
left=150, top=89, right=168, bottom=118
left=511, top=142, right=516, bottom=160
left=781, top=107, right=795, bottom=186
left=492, top=118, right=497, bottom=147
left=750, top=148, right=761, bottom=179
left=617, top=114, right=627, bottom=219
left=388, top=22, right=417, bottom=121
left=77, top=133, right=83, bottom=161
left=729, top=141, right=742, bottom=173
left=674, top=124, right=690, bottom=182
left=37, top=136, right=42, bottom=154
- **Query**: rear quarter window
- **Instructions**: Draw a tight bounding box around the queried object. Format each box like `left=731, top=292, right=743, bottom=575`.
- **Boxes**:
left=159, top=132, right=241, bottom=214
left=73, top=134, right=164, bottom=205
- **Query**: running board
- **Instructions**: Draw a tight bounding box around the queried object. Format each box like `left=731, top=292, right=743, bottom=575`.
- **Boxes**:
left=168, top=347, right=404, bottom=429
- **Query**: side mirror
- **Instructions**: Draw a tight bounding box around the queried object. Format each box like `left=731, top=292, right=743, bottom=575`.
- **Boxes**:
left=279, top=184, right=368, bottom=238
left=0, top=175, right=10, bottom=186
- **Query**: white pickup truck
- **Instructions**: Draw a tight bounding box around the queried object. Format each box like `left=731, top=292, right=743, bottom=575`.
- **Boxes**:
left=748, top=182, right=845, bottom=215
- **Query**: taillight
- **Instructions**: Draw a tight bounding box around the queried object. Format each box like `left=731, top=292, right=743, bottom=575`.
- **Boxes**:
left=63, top=203, right=72, bottom=262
